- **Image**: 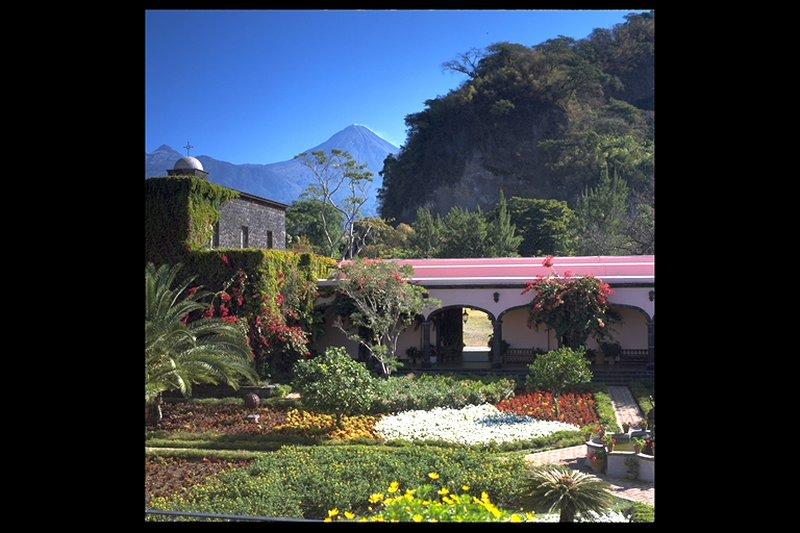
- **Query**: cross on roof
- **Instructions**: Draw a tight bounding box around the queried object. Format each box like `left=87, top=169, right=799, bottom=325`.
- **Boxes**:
left=183, top=142, right=194, bottom=156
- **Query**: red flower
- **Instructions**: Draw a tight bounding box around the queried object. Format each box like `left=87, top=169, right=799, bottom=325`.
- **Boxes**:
left=221, top=255, right=230, bottom=266
left=187, top=286, right=199, bottom=298
left=219, top=304, right=230, bottom=317
left=222, top=316, right=238, bottom=324
left=204, top=307, right=214, bottom=318
left=542, top=256, right=554, bottom=268
left=220, top=292, right=232, bottom=303
left=237, top=296, right=245, bottom=306
left=562, top=270, right=573, bottom=279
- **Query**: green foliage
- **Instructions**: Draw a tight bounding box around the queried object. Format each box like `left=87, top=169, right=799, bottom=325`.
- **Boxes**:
left=285, top=199, right=344, bottom=257
left=486, top=190, right=523, bottom=257
left=352, top=217, right=416, bottom=259
left=506, top=197, right=577, bottom=256
left=628, top=380, right=653, bottom=417
left=592, top=388, right=621, bottom=433
left=409, top=207, right=443, bottom=257
left=145, top=176, right=239, bottom=266
left=575, top=168, right=635, bottom=255
left=292, top=347, right=377, bottom=426
left=621, top=501, right=654, bottom=523
left=378, top=13, right=654, bottom=227
left=521, top=465, right=613, bottom=522
left=340, top=482, right=533, bottom=522
left=295, top=149, right=374, bottom=260
left=369, top=375, right=515, bottom=414
left=148, top=445, right=531, bottom=519
left=525, top=347, right=593, bottom=396
left=145, top=263, right=257, bottom=419
left=439, top=206, right=489, bottom=258
left=334, top=260, right=439, bottom=376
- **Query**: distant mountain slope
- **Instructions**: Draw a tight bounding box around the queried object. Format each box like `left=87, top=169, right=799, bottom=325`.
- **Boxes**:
left=145, top=125, right=400, bottom=214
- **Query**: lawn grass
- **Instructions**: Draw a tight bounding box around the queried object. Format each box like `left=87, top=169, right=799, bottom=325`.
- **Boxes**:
left=463, top=308, right=493, bottom=348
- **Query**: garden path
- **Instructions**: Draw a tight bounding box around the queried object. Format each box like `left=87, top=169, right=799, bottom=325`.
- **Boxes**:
left=523, top=447, right=654, bottom=506
left=607, top=386, right=644, bottom=428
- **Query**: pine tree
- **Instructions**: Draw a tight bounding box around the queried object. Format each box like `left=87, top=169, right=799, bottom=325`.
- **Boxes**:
left=488, top=189, right=523, bottom=257
left=575, top=167, right=631, bottom=255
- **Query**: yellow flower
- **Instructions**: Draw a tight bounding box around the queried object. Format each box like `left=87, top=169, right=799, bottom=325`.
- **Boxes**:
left=428, top=472, right=440, bottom=480
left=344, top=512, right=356, bottom=520
left=328, top=508, right=339, bottom=518
left=412, top=515, right=423, bottom=522
left=510, top=514, right=523, bottom=523
left=462, top=485, right=470, bottom=492
left=369, top=493, right=384, bottom=504
left=323, top=518, right=332, bottom=523
left=405, top=489, right=416, bottom=497
left=388, top=481, right=400, bottom=494
left=481, top=491, right=490, bottom=503
left=358, top=517, right=368, bottom=522
left=438, top=488, right=449, bottom=496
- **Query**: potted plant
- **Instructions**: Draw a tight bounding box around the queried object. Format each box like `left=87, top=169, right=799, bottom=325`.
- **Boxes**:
left=632, top=438, right=646, bottom=454
left=606, top=435, right=616, bottom=452
left=588, top=448, right=607, bottom=474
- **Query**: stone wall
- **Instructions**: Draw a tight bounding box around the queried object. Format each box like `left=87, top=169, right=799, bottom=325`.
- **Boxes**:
left=217, top=197, right=286, bottom=249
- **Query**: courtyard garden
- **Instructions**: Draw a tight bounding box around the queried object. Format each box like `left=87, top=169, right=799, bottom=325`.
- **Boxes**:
left=145, top=257, right=654, bottom=522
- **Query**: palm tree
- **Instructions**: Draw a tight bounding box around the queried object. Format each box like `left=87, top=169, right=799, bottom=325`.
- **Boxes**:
left=523, top=466, right=613, bottom=522
left=145, top=263, right=257, bottom=425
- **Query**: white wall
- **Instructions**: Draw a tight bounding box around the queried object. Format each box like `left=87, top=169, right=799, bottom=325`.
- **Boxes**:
left=396, top=321, right=422, bottom=360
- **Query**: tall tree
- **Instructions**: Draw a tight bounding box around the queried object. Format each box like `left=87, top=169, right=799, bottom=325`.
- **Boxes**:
left=575, top=168, right=631, bottom=255
left=507, top=197, right=578, bottom=257
left=285, top=199, right=344, bottom=258
left=409, top=207, right=443, bottom=258
left=295, top=149, right=373, bottom=260
left=439, top=206, right=489, bottom=258
left=487, top=190, right=523, bottom=257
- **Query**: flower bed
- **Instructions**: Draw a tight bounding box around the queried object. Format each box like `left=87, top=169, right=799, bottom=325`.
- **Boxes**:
left=374, top=404, right=578, bottom=445
left=496, top=392, right=599, bottom=427
left=156, top=401, right=286, bottom=435
left=145, top=456, right=252, bottom=505
left=273, top=409, right=379, bottom=441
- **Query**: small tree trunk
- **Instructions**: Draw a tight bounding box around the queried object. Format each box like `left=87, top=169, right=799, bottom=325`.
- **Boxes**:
left=335, top=411, right=345, bottom=430
left=560, top=504, right=576, bottom=523
left=145, top=395, right=163, bottom=426
left=553, top=390, right=561, bottom=418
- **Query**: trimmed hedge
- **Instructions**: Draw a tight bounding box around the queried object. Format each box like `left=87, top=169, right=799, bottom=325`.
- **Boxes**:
left=148, top=445, right=531, bottom=519
left=629, top=380, right=654, bottom=417
left=368, top=375, right=516, bottom=415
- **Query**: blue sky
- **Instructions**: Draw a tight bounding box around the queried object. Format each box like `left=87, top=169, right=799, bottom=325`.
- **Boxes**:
left=146, top=10, right=637, bottom=164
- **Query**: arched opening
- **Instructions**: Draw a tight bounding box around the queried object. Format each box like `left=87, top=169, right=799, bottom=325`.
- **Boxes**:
left=425, top=305, right=496, bottom=369
left=585, top=304, right=651, bottom=368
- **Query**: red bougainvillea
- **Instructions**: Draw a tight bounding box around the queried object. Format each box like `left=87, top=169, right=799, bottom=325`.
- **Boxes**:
left=496, top=392, right=600, bottom=427
left=522, top=259, right=617, bottom=349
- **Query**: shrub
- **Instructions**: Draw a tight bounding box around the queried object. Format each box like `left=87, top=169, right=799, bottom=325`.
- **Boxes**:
left=292, top=347, right=377, bottom=427
left=273, top=409, right=379, bottom=441
left=525, top=347, right=592, bottom=417
left=149, top=445, right=531, bottom=519
left=623, top=502, right=654, bottom=523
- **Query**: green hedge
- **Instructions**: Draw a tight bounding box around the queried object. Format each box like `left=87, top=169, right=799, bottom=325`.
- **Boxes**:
left=368, top=375, right=516, bottom=414
left=629, top=380, right=654, bottom=417
left=148, top=445, right=530, bottom=519
left=145, top=176, right=239, bottom=266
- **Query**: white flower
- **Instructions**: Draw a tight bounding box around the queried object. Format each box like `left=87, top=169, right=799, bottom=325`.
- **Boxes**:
left=374, top=404, right=579, bottom=445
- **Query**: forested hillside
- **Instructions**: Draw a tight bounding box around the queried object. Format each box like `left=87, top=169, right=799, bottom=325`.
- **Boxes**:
left=378, top=12, right=654, bottom=224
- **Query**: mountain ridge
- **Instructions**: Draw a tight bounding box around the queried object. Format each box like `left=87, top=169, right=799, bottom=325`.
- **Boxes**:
left=145, top=125, right=400, bottom=215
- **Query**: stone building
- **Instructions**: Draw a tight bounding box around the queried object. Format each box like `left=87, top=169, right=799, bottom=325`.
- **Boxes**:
left=167, top=155, right=287, bottom=250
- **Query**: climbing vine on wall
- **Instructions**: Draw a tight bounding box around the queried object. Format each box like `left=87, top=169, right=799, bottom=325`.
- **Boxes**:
left=145, top=176, right=239, bottom=266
